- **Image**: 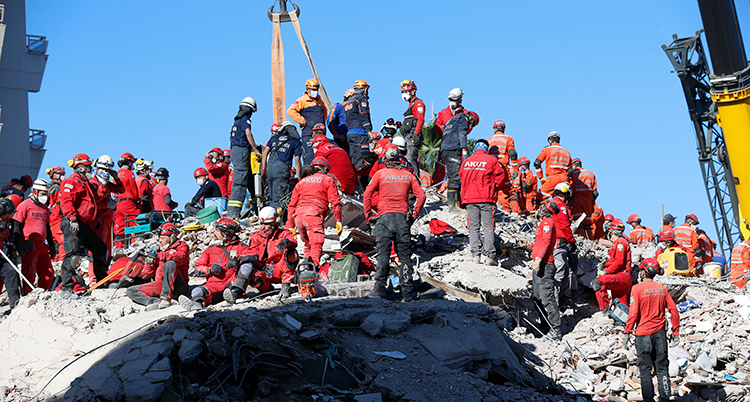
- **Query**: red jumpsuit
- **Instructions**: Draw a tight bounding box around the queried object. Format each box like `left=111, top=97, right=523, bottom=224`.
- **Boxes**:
left=315, top=142, right=357, bottom=195
left=13, top=198, right=53, bottom=293
left=534, top=143, right=571, bottom=199
left=195, top=239, right=253, bottom=306
left=114, top=168, right=140, bottom=245
left=286, top=172, right=342, bottom=266
left=91, top=178, right=124, bottom=256
left=227, top=166, right=234, bottom=196
left=131, top=240, right=190, bottom=302
left=152, top=182, right=174, bottom=211
left=570, top=167, right=596, bottom=238
left=204, top=157, right=230, bottom=198
left=249, top=227, right=298, bottom=284
left=48, top=179, right=65, bottom=261
left=730, top=240, right=750, bottom=289
left=549, top=196, right=574, bottom=244
left=591, top=204, right=605, bottom=240
left=596, top=235, right=632, bottom=310
left=532, top=217, right=557, bottom=264
left=135, top=174, right=154, bottom=213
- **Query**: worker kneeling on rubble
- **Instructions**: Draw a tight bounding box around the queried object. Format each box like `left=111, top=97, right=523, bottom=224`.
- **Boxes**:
left=458, top=139, right=505, bottom=266
left=531, top=204, right=561, bottom=340
left=127, top=223, right=190, bottom=310
left=224, top=207, right=299, bottom=303
left=624, top=258, right=680, bottom=402
left=180, top=218, right=252, bottom=309
left=364, top=148, right=426, bottom=302
left=591, top=219, right=632, bottom=310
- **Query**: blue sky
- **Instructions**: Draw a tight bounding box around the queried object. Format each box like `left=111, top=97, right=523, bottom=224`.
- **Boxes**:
left=26, top=1, right=750, bottom=253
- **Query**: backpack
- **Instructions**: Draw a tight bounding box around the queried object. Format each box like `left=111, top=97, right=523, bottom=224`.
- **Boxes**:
left=326, top=254, right=359, bottom=284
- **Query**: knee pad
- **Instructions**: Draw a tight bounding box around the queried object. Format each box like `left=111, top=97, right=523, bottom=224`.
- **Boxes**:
left=238, top=263, right=253, bottom=277
left=69, top=255, right=81, bottom=269
left=191, top=287, right=207, bottom=300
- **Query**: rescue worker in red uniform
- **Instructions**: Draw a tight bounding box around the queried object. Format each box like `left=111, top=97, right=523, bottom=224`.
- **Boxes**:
left=569, top=158, right=597, bottom=238
left=0, top=198, right=21, bottom=309
left=624, top=258, right=680, bottom=402
left=591, top=204, right=605, bottom=240
left=180, top=218, right=253, bottom=309
left=114, top=153, right=140, bottom=248
left=127, top=223, right=190, bottom=309
left=286, top=158, right=342, bottom=267
left=399, top=80, right=425, bottom=174
left=627, top=214, right=654, bottom=246
left=433, top=88, right=466, bottom=184
left=288, top=78, right=329, bottom=166
left=224, top=207, right=300, bottom=302
left=730, top=239, right=750, bottom=289
left=591, top=219, right=632, bottom=310
left=459, top=140, right=505, bottom=266
left=534, top=131, right=572, bottom=199
left=224, top=149, right=234, bottom=195
left=545, top=183, right=577, bottom=307
left=13, top=179, right=55, bottom=293
left=90, top=155, right=123, bottom=256
left=364, top=148, right=426, bottom=302
left=59, top=153, right=109, bottom=297
left=152, top=167, right=178, bottom=211
left=673, top=214, right=702, bottom=269
left=518, top=157, right=538, bottom=213
left=134, top=159, right=154, bottom=213
left=204, top=147, right=230, bottom=198
left=46, top=166, right=66, bottom=261
left=603, top=214, right=615, bottom=236
left=530, top=204, right=561, bottom=340
left=311, top=129, right=357, bottom=195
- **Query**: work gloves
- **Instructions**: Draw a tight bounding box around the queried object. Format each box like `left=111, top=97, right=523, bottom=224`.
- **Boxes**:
left=531, top=257, right=542, bottom=273
left=623, top=333, right=631, bottom=349
left=289, top=228, right=297, bottom=238
left=336, top=222, right=343, bottom=236
left=277, top=238, right=291, bottom=252
left=69, top=220, right=80, bottom=233
left=590, top=278, right=602, bottom=291
left=210, top=263, right=222, bottom=276
left=144, top=249, right=158, bottom=266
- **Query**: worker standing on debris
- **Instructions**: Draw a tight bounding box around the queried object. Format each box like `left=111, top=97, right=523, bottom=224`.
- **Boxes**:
left=134, top=159, right=154, bottom=213
left=13, top=179, right=55, bottom=293
left=534, top=131, right=572, bottom=199
left=730, top=238, right=750, bottom=289
left=591, top=219, right=632, bottom=310
left=591, top=204, right=605, bottom=240
left=531, top=204, right=561, bottom=340
left=658, top=213, right=676, bottom=238
left=204, top=147, right=230, bottom=198
left=441, top=108, right=478, bottom=213
left=517, top=157, right=538, bottom=213
left=286, top=158, right=342, bottom=267
left=569, top=158, right=597, bottom=238
left=327, top=88, right=354, bottom=153
left=91, top=155, right=123, bottom=255
left=225, top=207, right=300, bottom=302
left=399, top=80, right=425, bottom=174
left=114, top=153, right=140, bottom=248
left=261, top=122, right=303, bottom=210
left=46, top=166, right=65, bottom=260
left=624, top=258, right=680, bottom=402
left=696, top=229, right=714, bottom=265
left=59, top=153, right=109, bottom=298
left=433, top=88, right=466, bottom=184
left=364, top=148, right=426, bottom=302
left=152, top=168, right=178, bottom=211
left=126, top=223, right=190, bottom=310
left=674, top=214, right=702, bottom=269
left=545, top=183, right=576, bottom=306
left=345, top=80, right=373, bottom=175
left=181, top=218, right=253, bottom=309
left=185, top=168, right=222, bottom=217
left=459, top=140, right=505, bottom=266
left=0, top=198, right=21, bottom=309
left=312, top=130, right=357, bottom=195
left=288, top=79, right=328, bottom=166
left=228, top=97, right=260, bottom=219
left=627, top=214, right=653, bottom=246
left=488, top=120, right=517, bottom=169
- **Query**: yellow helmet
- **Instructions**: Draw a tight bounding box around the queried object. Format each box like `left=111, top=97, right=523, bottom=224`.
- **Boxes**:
left=353, top=79, right=369, bottom=90
left=305, top=78, right=320, bottom=89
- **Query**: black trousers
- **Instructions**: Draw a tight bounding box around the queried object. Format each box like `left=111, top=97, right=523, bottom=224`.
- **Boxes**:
left=0, top=259, right=21, bottom=309
left=373, top=212, right=414, bottom=300
left=636, top=329, right=671, bottom=402
left=61, top=217, right=108, bottom=291
left=532, top=261, right=561, bottom=334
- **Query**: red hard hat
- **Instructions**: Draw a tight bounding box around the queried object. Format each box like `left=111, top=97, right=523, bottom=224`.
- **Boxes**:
left=210, top=147, right=223, bottom=155
left=194, top=167, right=209, bottom=178
left=400, top=79, right=417, bottom=92
left=7, top=194, right=21, bottom=208
left=604, top=214, right=614, bottom=221
left=686, top=213, right=699, bottom=224
left=467, top=111, right=479, bottom=126
left=571, top=158, right=581, bottom=165
left=312, top=134, right=328, bottom=146
left=660, top=229, right=675, bottom=241
left=310, top=158, right=330, bottom=171
left=68, top=153, right=93, bottom=167
left=627, top=214, right=641, bottom=224
left=45, top=166, right=65, bottom=178
left=160, top=222, right=179, bottom=237
left=493, top=119, right=505, bottom=130
left=223, top=149, right=231, bottom=157
left=271, top=123, right=281, bottom=133
left=640, top=257, right=661, bottom=276
left=120, top=152, right=136, bottom=163
left=517, top=156, right=530, bottom=165
left=312, top=123, right=326, bottom=132
left=19, top=175, right=33, bottom=188
left=215, top=217, right=241, bottom=235
left=609, top=219, right=625, bottom=232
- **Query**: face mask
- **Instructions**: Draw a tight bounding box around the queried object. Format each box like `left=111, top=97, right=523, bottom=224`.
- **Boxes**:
left=59, top=175, right=65, bottom=181
left=309, top=90, right=318, bottom=98
left=211, top=158, right=217, bottom=164
left=402, top=93, right=411, bottom=102
left=96, top=169, right=110, bottom=183
left=197, top=178, right=206, bottom=186
left=38, top=195, right=48, bottom=204
left=690, top=224, right=697, bottom=229
left=148, top=172, right=154, bottom=179
left=85, top=171, right=95, bottom=180
left=449, top=101, right=458, bottom=109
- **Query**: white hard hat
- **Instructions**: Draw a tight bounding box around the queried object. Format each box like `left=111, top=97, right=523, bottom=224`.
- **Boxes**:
left=554, top=182, right=571, bottom=194
left=391, top=136, right=407, bottom=151
left=447, top=88, right=464, bottom=100
left=258, top=206, right=278, bottom=224
left=96, top=155, right=114, bottom=169
left=32, top=178, right=48, bottom=191
left=548, top=131, right=560, bottom=140
left=240, top=97, right=257, bottom=112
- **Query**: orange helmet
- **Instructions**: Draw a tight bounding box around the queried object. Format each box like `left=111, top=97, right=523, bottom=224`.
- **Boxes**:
left=343, top=88, right=355, bottom=99
left=353, top=79, right=369, bottom=90
left=68, top=153, right=93, bottom=168
left=305, top=78, right=320, bottom=89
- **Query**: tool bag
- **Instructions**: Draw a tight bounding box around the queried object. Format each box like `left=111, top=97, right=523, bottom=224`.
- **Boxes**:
left=657, top=247, right=695, bottom=276
left=326, top=254, right=358, bottom=284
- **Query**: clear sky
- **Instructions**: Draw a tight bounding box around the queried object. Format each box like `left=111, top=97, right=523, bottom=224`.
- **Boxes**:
left=25, top=0, right=750, bottom=252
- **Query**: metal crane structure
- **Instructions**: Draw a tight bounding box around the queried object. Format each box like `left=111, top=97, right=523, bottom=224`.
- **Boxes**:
left=663, top=0, right=749, bottom=258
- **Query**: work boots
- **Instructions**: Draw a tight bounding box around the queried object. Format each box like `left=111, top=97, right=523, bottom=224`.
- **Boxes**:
left=483, top=256, right=498, bottom=266
left=223, top=288, right=242, bottom=304
left=446, top=190, right=463, bottom=214
left=178, top=295, right=203, bottom=310
left=278, top=283, right=291, bottom=301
